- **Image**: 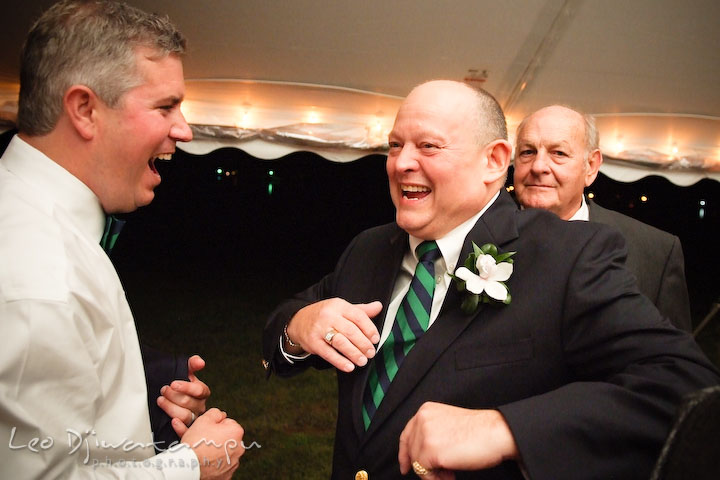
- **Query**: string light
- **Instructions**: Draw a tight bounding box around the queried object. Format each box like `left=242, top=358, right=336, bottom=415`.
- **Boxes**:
left=366, top=115, right=387, bottom=144
left=234, top=102, right=253, bottom=129
left=611, top=136, right=624, bottom=156
left=240, top=111, right=252, bottom=129
left=306, top=109, right=320, bottom=124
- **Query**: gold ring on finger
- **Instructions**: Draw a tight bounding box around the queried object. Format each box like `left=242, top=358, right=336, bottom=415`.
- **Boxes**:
left=412, top=460, right=430, bottom=476
left=324, top=328, right=337, bottom=346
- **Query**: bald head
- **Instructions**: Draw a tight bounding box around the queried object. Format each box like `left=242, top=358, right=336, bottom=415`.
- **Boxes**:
left=512, top=105, right=603, bottom=220
left=386, top=80, right=512, bottom=239
left=517, top=105, right=599, bottom=158
left=406, top=80, right=508, bottom=145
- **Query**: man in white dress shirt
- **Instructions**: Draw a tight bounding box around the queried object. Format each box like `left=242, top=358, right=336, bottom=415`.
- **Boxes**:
left=0, top=1, right=244, bottom=478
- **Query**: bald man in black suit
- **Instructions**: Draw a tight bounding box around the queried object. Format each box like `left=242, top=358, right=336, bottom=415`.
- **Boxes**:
left=263, top=81, right=717, bottom=479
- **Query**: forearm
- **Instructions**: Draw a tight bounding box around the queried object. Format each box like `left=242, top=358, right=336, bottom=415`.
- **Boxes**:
left=0, top=300, right=193, bottom=479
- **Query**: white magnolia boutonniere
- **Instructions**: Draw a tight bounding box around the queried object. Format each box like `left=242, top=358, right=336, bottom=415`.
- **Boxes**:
left=450, top=242, right=515, bottom=315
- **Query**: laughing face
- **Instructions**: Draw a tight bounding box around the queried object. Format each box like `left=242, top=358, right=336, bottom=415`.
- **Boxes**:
left=92, top=48, right=192, bottom=213
left=386, top=81, right=497, bottom=240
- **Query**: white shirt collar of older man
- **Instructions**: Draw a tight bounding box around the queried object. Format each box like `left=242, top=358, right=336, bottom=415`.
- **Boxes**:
left=517, top=195, right=589, bottom=222
left=568, top=195, right=590, bottom=221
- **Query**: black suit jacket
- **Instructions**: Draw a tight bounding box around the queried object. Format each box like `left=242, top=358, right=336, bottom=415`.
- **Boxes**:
left=587, top=199, right=692, bottom=331
left=263, top=191, right=718, bottom=479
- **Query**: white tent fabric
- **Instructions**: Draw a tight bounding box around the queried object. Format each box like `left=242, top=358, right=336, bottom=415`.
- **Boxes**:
left=2, top=1, right=719, bottom=185
left=181, top=137, right=720, bottom=186
left=600, top=158, right=719, bottom=187
left=182, top=129, right=381, bottom=164
left=181, top=118, right=720, bottom=186
left=173, top=80, right=720, bottom=185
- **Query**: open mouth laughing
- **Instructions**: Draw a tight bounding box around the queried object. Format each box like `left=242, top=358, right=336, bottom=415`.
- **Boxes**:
left=148, top=153, right=173, bottom=174
left=402, top=184, right=431, bottom=200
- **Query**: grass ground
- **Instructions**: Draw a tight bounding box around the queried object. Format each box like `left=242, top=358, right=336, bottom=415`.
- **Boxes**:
left=121, top=267, right=337, bottom=479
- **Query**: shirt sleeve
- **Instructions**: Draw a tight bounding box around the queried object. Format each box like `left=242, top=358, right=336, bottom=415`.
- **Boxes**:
left=0, top=299, right=199, bottom=480
left=278, top=334, right=312, bottom=364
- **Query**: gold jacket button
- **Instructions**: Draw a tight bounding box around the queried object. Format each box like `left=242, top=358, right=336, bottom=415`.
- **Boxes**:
left=355, top=470, right=368, bottom=480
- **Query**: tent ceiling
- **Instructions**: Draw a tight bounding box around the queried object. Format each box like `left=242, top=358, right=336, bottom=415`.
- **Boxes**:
left=0, top=0, right=718, bottom=183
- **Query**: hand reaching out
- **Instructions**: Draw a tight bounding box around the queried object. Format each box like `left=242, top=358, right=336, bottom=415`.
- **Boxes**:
left=157, top=354, right=210, bottom=430
left=284, top=298, right=382, bottom=372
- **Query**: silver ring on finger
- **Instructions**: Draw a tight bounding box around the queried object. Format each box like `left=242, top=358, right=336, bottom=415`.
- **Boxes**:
left=188, top=411, right=196, bottom=426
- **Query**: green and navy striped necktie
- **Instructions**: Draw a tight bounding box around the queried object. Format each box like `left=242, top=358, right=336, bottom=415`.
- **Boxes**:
left=362, top=240, right=441, bottom=429
left=100, top=215, right=125, bottom=255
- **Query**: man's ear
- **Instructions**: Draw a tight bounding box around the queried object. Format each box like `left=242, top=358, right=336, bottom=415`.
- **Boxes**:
left=584, top=149, right=603, bottom=187
left=63, top=85, right=98, bottom=140
left=484, top=139, right=512, bottom=184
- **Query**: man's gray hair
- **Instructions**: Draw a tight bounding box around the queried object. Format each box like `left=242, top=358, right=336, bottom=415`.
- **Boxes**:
left=582, top=112, right=599, bottom=155
left=18, top=0, right=186, bottom=136
left=469, top=86, right=508, bottom=146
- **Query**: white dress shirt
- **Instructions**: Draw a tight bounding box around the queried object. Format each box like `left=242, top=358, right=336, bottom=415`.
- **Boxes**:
left=0, top=136, right=198, bottom=479
left=376, top=191, right=500, bottom=349
left=567, top=195, right=590, bottom=221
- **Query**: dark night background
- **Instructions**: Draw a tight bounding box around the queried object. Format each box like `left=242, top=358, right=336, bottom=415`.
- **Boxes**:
left=1, top=129, right=719, bottom=360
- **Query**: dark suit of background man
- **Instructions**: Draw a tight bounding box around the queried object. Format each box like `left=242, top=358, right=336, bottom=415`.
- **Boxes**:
left=513, top=105, right=691, bottom=331
left=262, top=80, right=718, bottom=479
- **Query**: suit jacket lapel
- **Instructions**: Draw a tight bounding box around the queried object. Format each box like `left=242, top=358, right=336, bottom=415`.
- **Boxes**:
left=361, top=191, right=521, bottom=442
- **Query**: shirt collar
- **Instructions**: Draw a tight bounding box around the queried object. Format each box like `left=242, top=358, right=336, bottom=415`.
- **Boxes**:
left=568, top=195, right=589, bottom=221
left=1, top=135, right=106, bottom=243
left=409, top=189, right=501, bottom=272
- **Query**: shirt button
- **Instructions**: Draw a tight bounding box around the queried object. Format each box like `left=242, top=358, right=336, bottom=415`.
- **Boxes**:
left=436, top=276, right=442, bottom=284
